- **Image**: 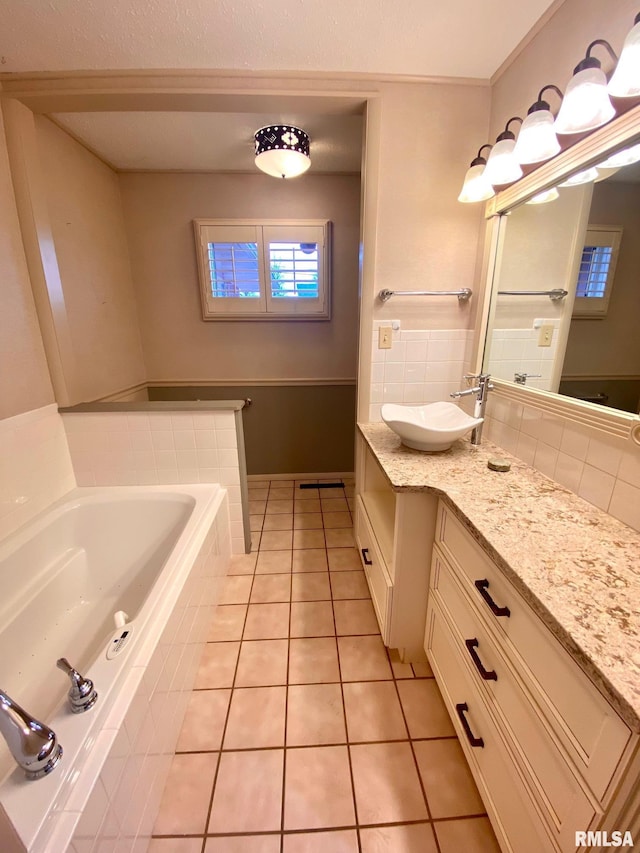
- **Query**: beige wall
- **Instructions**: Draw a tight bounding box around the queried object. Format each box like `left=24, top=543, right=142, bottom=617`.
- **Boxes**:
left=119, top=171, right=360, bottom=382
left=0, top=108, right=54, bottom=419
left=35, top=117, right=147, bottom=401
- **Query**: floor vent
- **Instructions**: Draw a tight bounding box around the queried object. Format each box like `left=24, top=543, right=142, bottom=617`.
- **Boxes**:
left=299, top=482, right=345, bottom=490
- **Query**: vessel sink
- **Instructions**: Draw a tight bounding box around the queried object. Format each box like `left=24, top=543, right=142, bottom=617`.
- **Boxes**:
left=381, top=401, right=483, bottom=452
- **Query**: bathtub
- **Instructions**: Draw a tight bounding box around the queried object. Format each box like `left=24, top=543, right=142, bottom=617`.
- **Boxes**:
left=0, top=484, right=231, bottom=852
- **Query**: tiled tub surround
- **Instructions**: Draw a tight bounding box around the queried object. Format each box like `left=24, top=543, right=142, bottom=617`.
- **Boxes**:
left=0, top=484, right=231, bottom=853
left=61, top=404, right=247, bottom=554
left=484, top=395, right=640, bottom=533
left=368, top=326, right=474, bottom=423
left=358, top=422, right=640, bottom=732
left=484, top=320, right=561, bottom=393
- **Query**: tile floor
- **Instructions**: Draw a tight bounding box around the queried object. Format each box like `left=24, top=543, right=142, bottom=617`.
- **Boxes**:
left=152, top=479, right=500, bottom=853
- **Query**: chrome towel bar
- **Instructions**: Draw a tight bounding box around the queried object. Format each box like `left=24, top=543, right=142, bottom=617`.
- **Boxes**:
left=497, top=288, right=568, bottom=301
left=378, top=288, right=472, bottom=303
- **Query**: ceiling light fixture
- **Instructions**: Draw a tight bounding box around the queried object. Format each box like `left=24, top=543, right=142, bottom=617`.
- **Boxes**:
left=484, top=117, right=524, bottom=186
left=254, top=125, right=311, bottom=179
left=514, top=85, right=563, bottom=165
left=526, top=187, right=560, bottom=204
left=554, top=40, right=617, bottom=135
left=457, top=145, right=495, bottom=203
left=608, top=12, right=640, bottom=100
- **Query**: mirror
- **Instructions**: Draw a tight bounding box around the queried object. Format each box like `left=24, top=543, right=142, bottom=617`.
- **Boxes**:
left=483, top=128, right=640, bottom=417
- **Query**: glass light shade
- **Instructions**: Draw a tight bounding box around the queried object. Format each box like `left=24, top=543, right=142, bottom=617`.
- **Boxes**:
left=558, top=166, right=599, bottom=187
left=594, top=165, right=621, bottom=182
left=526, top=187, right=559, bottom=205
left=599, top=142, right=640, bottom=168
left=483, top=138, right=523, bottom=186
left=254, top=125, right=311, bottom=179
left=514, top=110, right=561, bottom=165
left=457, top=163, right=495, bottom=203
left=608, top=20, right=640, bottom=98
left=554, top=67, right=615, bottom=134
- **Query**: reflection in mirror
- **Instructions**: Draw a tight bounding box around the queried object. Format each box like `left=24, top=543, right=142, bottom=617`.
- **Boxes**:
left=483, top=140, right=640, bottom=415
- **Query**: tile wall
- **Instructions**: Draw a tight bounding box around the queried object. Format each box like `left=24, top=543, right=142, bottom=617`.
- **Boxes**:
left=0, top=404, right=75, bottom=541
left=369, top=325, right=474, bottom=422
left=485, top=396, right=640, bottom=532
left=62, top=411, right=245, bottom=553
left=485, top=319, right=561, bottom=392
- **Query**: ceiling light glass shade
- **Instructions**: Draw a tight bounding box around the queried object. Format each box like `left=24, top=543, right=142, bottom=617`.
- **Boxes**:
left=457, top=163, right=495, bottom=203
left=554, top=67, right=615, bottom=134
left=254, top=125, right=311, bottom=179
left=594, top=165, right=621, bottom=182
left=599, top=142, right=640, bottom=168
left=558, top=166, right=599, bottom=187
left=513, top=109, right=561, bottom=164
left=526, top=187, right=559, bottom=205
left=608, top=16, right=640, bottom=98
left=484, top=138, right=523, bottom=185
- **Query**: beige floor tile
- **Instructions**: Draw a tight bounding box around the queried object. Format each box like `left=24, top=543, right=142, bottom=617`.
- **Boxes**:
left=260, top=529, right=294, bottom=550
left=219, top=575, right=253, bottom=605
left=251, top=531, right=261, bottom=552
left=324, top=528, right=355, bottom=548
left=228, top=552, right=258, bottom=575
left=292, top=529, right=326, bottom=550
left=235, top=639, right=289, bottom=687
left=286, top=683, right=346, bottom=746
left=293, top=512, right=324, bottom=529
left=256, top=549, right=292, bottom=574
left=330, top=570, right=370, bottom=600
left=263, top=513, right=294, bottom=531
left=209, top=749, right=284, bottom=833
left=272, top=479, right=294, bottom=487
left=249, top=499, right=267, bottom=515
left=360, top=823, right=438, bottom=853
left=269, top=486, right=294, bottom=500
left=396, top=679, right=456, bottom=739
left=250, top=573, right=292, bottom=603
left=412, top=659, right=434, bottom=677
left=266, top=499, right=294, bottom=514
left=388, top=648, right=415, bottom=679
left=322, top=511, right=353, bottom=529
left=333, top=599, right=380, bottom=636
left=207, top=604, right=247, bottom=641
left=337, top=635, right=393, bottom=681
left=194, top=642, right=240, bottom=689
left=320, top=497, right=349, bottom=512
left=291, top=572, right=332, bottom=602
left=284, top=745, right=355, bottom=830
left=295, top=479, right=318, bottom=486
left=290, top=601, right=335, bottom=638
left=283, top=830, right=358, bottom=853
left=248, top=479, right=270, bottom=488
left=224, top=686, right=287, bottom=749
left=206, top=836, right=280, bottom=853
left=347, top=497, right=355, bottom=511
left=342, top=681, right=408, bottom=742
left=327, top=548, right=361, bottom=571
left=243, top=602, right=291, bottom=639
left=434, top=817, right=500, bottom=853
left=153, top=752, right=218, bottom=835
left=414, top=739, right=485, bottom=818
left=292, top=548, right=328, bottom=573
left=176, top=689, right=231, bottom=752
left=294, top=497, right=321, bottom=513
left=351, top=742, right=428, bottom=824
left=288, top=637, right=340, bottom=684
left=248, top=487, right=269, bottom=500
left=150, top=840, right=203, bottom=853
left=250, top=514, right=265, bottom=532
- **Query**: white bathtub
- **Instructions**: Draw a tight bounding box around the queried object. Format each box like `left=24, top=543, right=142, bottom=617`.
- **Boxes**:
left=0, top=484, right=231, bottom=852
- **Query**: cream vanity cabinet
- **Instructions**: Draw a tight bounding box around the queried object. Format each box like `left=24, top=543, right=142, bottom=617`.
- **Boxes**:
left=426, top=500, right=638, bottom=853
left=354, top=434, right=437, bottom=661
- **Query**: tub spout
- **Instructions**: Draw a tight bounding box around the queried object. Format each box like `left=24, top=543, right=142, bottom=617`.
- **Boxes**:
left=56, top=658, right=98, bottom=714
left=0, top=689, right=63, bottom=779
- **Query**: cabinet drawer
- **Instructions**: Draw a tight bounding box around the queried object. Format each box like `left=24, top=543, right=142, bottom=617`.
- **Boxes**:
left=431, top=550, right=598, bottom=847
left=354, top=497, right=393, bottom=643
left=436, top=503, right=630, bottom=799
left=425, top=599, right=556, bottom=853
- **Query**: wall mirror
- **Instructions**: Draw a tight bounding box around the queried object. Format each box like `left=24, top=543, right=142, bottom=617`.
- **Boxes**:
left=480, top=104, right=640, bottom=437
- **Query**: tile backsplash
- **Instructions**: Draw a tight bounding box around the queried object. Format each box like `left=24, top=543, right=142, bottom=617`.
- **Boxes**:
left=485, top=320, right=561, bottom=393
left=0, top=404, right=75, bottom=541
left=485, top=396, right=640, bottom=532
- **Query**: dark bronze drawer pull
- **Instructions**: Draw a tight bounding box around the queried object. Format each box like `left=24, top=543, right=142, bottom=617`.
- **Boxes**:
left=474, top=579, right=510, bottom=618
left=465, top=638, right=498, bottom=681
left=456, top=702, right=484, bottom=748
left=361, top=548, right=373, bottom=566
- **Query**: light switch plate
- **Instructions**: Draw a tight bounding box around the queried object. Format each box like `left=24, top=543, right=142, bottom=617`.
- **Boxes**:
left=378, top=327, right=393, bottom=349
left=538, top=325, right=554, bottom=347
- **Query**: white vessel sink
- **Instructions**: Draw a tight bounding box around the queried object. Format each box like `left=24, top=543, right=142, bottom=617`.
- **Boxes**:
left=381, top=401, right=483, bottom=452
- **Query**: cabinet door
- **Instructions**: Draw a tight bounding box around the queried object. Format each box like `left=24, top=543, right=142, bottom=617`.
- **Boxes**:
left=354, top=497, right=393, bottom=643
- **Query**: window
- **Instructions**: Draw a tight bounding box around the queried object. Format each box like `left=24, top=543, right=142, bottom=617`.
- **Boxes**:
left=572, top=226, right=622, bottom=318
left=194, top=220, right=331, bottom=320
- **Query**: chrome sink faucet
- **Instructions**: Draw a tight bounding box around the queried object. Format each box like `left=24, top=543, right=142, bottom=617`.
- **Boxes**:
left=450, top=373, right=494, bottom=446
left=0, top=689, right=63, bottom=779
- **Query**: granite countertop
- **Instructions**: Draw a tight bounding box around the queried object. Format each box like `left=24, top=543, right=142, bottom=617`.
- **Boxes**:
left=358, top=421, right=640, bottom=733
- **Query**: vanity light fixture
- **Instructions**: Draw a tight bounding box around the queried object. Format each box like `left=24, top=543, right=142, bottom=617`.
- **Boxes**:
left=608, top=12, right=640, bottom=100
left=514, top=85, right=563, bottom=165
left=525, top=187, right=559, bottom=204
left=254, top=125, right=311, bottom=179
left=558, top=166, right=599, bottom=187
left=554, top=40, right=617, bottom=135
left=483, top=117, right=524, bottom=186
left=457, top=144, right=495, bottom=203
left=599, top=141, right=640, bottom=168
left=594, top=165, right=622, bottom=182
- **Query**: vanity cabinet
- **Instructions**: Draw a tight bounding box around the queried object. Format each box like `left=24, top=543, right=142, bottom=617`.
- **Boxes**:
left=426, top=500, right=636, bottom=853
left=354, top=435, right=437, bottom=660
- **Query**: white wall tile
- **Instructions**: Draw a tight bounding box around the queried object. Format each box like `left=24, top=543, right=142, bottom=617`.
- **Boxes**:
left=585, top=435, right=624, bottom=476
left=578, top=464, right=616, bottom=511
left=554, top=452, right=585, bottom=493
left=608, top=480, right=640, bottom=531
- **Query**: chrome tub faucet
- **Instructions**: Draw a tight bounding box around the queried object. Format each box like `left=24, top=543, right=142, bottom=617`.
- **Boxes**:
left=57, top=658, right=98, bottom=714
left=0, top=689, right=63, bottom=779
left=450, top=373, right=494, bottom=446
